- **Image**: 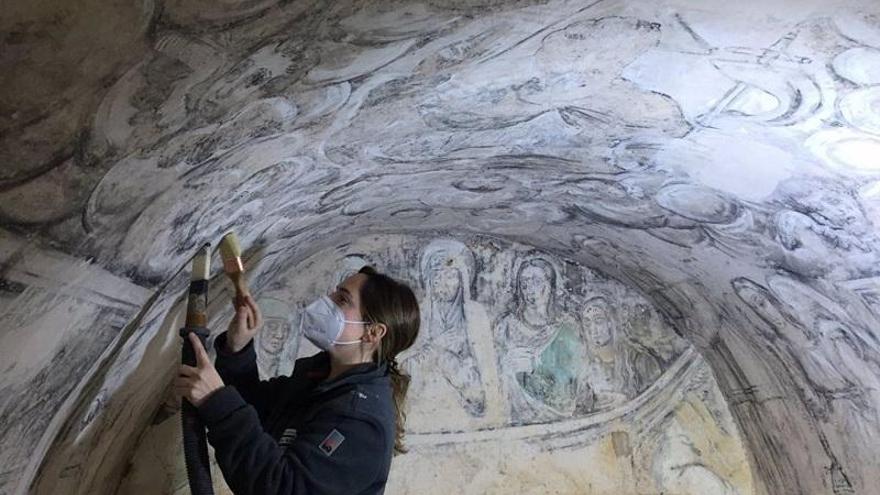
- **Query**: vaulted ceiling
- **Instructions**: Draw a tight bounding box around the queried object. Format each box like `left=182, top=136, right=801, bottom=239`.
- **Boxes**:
left=1, top=1, right=879, bottom=494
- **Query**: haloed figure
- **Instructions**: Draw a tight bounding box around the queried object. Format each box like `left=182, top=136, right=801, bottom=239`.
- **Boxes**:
left=495, top=256, right=588, bottom=423
left=415, top=239, right=488, bottom=417
left=175, top=265, right=420, bottom=494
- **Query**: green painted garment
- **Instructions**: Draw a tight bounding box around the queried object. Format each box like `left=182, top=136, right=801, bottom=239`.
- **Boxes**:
left=517, top=322, right=585, bottom=413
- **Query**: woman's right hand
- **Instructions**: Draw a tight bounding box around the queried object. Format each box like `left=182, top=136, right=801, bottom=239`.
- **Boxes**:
left=227, top=294, right=263, bottom=353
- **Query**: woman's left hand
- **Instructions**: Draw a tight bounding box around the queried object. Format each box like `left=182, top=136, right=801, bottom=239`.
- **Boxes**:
left=175, top=332, right=225, bottom=407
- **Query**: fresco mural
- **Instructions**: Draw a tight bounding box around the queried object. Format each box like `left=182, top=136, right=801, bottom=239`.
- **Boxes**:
left=2, top=0, right=880, bottom=493
left=114, top=232, right=753, bottom=494
left=253, top=296, right=297, bottom=378
left=404, top=240, right=496, bottom=429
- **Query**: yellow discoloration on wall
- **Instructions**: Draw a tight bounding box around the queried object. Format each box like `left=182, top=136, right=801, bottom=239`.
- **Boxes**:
left=672, top=393, right=755, bottom=491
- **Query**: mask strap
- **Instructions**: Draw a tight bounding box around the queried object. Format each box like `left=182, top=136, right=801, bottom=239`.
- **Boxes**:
left=333, top=319, right=370, bottom=345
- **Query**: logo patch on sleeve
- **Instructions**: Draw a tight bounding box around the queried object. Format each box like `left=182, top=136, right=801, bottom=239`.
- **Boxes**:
left=318, top=429, right=345, bottom=456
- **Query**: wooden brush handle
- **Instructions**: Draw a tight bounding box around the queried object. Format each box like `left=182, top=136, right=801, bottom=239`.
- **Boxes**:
left=228, top=272, right=250, bottom=300
left=229, top=272, right=255, bottom=329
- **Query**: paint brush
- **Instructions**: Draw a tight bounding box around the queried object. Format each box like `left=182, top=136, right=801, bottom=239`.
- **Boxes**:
left=219, top=232, right=253, bottom=325
left=185, top=243, right=211, bottom=328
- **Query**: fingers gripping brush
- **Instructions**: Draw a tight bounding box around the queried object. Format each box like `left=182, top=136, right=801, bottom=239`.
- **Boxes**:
left=180, top=243, right=215, bottom=495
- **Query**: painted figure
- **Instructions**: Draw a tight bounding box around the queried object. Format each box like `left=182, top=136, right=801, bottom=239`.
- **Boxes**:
left=255, top=297, right=296, bottom=378
left=494, top=255, right=590, bottom=424
left=579, top=296, right=629, bottom=410
left=404, top=239, right=491, bottom=418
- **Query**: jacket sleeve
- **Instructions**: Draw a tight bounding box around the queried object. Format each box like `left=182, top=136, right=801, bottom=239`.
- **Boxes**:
left=212, top=331, right=290, bottom=422
left=197, top=386, right=385, bottom=495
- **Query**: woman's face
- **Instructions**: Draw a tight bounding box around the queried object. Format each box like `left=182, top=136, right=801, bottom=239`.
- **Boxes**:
left=328, top=273, right=371, bottom=343
left=430, top=261, right=462, bottom=302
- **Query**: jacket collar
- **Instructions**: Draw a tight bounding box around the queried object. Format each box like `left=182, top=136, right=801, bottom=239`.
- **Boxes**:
left=299, top=351, right=390, bottom=396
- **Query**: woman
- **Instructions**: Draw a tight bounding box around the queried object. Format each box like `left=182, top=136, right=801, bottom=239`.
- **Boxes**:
left=174, top=265, right=420, bottom=495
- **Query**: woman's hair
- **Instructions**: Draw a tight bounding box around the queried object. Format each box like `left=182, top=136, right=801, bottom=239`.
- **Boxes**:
left=356, top=265, right=420, bottom=455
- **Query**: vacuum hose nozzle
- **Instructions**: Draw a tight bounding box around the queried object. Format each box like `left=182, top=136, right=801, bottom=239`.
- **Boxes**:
left=184, top=243, right=211, bottom=328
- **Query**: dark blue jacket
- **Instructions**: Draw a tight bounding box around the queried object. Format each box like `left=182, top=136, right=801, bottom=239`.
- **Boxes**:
left=196, top=331, right=396, bottom=495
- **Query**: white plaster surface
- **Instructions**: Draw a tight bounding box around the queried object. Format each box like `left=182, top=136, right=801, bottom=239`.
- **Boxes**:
left=2, top=0, right=880, bottom=494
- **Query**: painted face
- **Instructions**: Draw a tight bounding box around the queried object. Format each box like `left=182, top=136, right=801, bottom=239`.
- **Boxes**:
left=260, top=317, right=288, bottom=354
left=519, top=262, right=553, bottom=309
left=626, top=302, right=654, bottom=338
left=583, top=301, right=612, bottom=346
left=257, top=298, right=293, bottom=355
left=430, top=260, right=462, bottom=302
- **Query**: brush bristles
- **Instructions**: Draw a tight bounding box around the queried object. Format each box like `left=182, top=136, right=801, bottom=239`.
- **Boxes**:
left=219, top=231, right=244, bottom=273
left=191, top=244, right=211, bottom=280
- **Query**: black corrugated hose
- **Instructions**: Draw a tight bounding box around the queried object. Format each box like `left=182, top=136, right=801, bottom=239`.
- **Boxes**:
left=180, top=326, right=215, bottom=495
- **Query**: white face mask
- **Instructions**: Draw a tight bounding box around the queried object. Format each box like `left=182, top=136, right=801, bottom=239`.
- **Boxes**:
left=300, top=295, right=370, bottom=350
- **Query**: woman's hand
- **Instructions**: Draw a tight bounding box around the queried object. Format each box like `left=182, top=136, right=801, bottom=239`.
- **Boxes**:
left=175, top=332, right=225, bottom=407
left=227, top=294, right=263, bottom=353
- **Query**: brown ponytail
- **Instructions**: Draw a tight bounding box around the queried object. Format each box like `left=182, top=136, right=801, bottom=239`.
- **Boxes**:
left=357, top=265, right=420, bottom=455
